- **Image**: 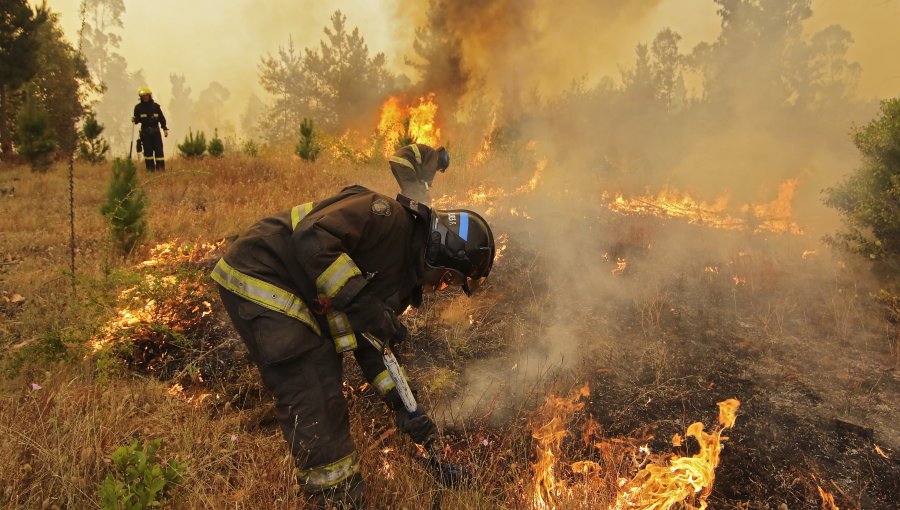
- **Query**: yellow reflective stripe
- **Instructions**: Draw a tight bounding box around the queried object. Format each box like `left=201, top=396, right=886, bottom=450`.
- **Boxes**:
left=291, top=202, right=314, bottom=229
left=410, top=144, right=422, bottom=165
left=155, top=158, right=165, bottom=161
left=139, top=114, right=148, bottom=117
left=389, top=156, right=415, bottom=171
left=298, top=451, right=360, bottom=491
left=316, top=253, right=361, bottom=299
left=326, top=310, right=357, bottom=352
left=211, top=259, right=321, bottom=335
left=373, top=370, right=395, bottom=395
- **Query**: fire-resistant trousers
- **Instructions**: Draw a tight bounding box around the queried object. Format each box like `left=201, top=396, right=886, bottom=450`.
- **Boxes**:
left=218, top=287, right=365, bottom=508
left=139, top=128, right=165, bottom=171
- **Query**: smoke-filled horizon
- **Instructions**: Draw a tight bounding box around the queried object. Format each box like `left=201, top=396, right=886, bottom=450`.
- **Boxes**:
left=48, top=0, right=900, bottom=140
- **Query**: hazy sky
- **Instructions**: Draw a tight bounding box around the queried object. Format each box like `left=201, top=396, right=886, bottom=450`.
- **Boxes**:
left=46, top=0, right=900, bottom=118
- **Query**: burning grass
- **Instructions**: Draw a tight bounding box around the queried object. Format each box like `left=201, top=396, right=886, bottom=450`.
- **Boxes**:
left=603, top=179, right=803, bottom=235
left=90, top=241, right=223, bottom=377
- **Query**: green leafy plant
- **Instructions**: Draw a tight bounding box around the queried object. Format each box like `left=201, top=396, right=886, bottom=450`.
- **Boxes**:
left=78, top=113, right=110, bottom=163
left=295, top=117, right=320, bottom=162
left=207, top=129, right=224, bottom=157
left=100, top=158, right=147, bottom=258
left=824, top=98, right=900, bottom=283
left=97, top=438, right=187, bottom=510
left=15, top=86, right=57, bottom=171
left=177, top=129, right=206, bottom=158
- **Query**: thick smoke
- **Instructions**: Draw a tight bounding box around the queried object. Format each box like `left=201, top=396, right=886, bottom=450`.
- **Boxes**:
left=396, top=0, right=665, bottom=115
left=419, top=0, right=894, bottom=424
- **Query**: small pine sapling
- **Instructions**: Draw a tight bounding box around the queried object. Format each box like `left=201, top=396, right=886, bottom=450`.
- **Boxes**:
left=295, top=117, right=321, bottom=162
left=242, top=139, right=259, bottom=157
left=100, top=158, right=147, bottom=258
left=78, top=113, right=110, bottom=163
left=396, top=116, right=415, bottom=150
left=207, top=129, right=224, bottom=157
left=177, top=129, right=207, bottom=158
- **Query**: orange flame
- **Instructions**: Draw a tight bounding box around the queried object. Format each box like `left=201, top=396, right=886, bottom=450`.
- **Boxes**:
left=90, top=241, right=223, bottom=354
left=376, top=97, right=404, bottom=153
left=532, top=384, right=591, bottom=509
left=817, top=485, right=840, bottom=510
left=376, top=94, right=441, bottom=155
left=611, top=398, right=741, bottom=510
left=605, top=181, right=803, bottom=235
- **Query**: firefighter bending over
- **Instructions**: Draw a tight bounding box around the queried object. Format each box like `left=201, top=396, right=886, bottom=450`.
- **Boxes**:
left=211, top=184, right=495, bottom=508
left=389, top=143, right=450, bottom=205
left=132, top=87, right=169, bottom=171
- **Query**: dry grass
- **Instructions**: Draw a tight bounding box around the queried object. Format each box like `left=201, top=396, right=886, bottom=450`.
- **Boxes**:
left=1, top=149, right=898, bottom=509
left=0, top=153, right=556, bottom=509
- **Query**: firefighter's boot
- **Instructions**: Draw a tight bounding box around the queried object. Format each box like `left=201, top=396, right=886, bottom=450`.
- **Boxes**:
left=306, top=473, right=366, bottom=509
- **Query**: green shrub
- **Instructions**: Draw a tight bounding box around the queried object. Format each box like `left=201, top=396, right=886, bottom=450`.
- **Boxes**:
left=824, top=97, right=900, bottom=284
left=100, top=158, right=147, bottom=258
left=177, top=129, right=206, bottom=158
left=1, top=330, right=71, bottom=378
left=78, top=113, right=110, bottom=163
left=207, top=129, right=224, bottom=157
left=97, top=438, right=187, bottom=510
left=242, top=139, right=259, bottom=157
left=295, top=117, right=321, bottom=162
left=15, top=86, right=57, bottom=171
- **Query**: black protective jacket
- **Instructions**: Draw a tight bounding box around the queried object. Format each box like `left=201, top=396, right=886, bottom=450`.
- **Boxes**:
left=212, top=185, right=430, bottom=382
left=133, top=100, right=167, bottom=132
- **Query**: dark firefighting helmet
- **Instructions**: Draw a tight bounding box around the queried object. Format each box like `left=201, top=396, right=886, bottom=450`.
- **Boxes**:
left=425, top=209, right=495, bottom=296
left=436, top=146, right=450, bottom=172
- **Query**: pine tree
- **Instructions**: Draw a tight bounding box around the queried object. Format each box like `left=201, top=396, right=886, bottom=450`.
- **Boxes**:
left=100, top=158, right=147, bottom=258
left=79, top=113, right=110, bottom=163
left=295, top=118, right=320, bottom=162
left=15, top=87, right=57, bottom=171
left=177, top=129, right=206, bottom=158
left=1, top=1, right=48, bottom=159
left=259, top=11, right=393, bottom=139
left=207, top=129, right=224, bottom=157
left=396, top=117, right=415, bottom=150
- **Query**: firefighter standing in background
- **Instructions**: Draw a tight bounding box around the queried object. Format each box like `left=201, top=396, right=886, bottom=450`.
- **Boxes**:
left=132, top=87, right=169, bottom=171
left=388, top=143, right=450, bottom=205
left=211, top=184, right=495, bottom=508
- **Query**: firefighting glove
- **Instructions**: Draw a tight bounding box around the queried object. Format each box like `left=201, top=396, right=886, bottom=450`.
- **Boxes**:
left=421, top=445, right=473, bottom=488
left=136, top=139, right=143, bottom=153
left=390, top=313, right=408, bottom=345
left=344, top=292, right=398, bottom=343
left=386, top=389, right=438, bottom=445
left=164, top=128, right=169, bottom=137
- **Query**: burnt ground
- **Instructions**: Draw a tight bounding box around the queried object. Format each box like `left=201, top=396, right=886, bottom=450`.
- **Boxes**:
left=584, top=220, right=900, bottom=509
left=406, top=206, right=900, bottom=509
